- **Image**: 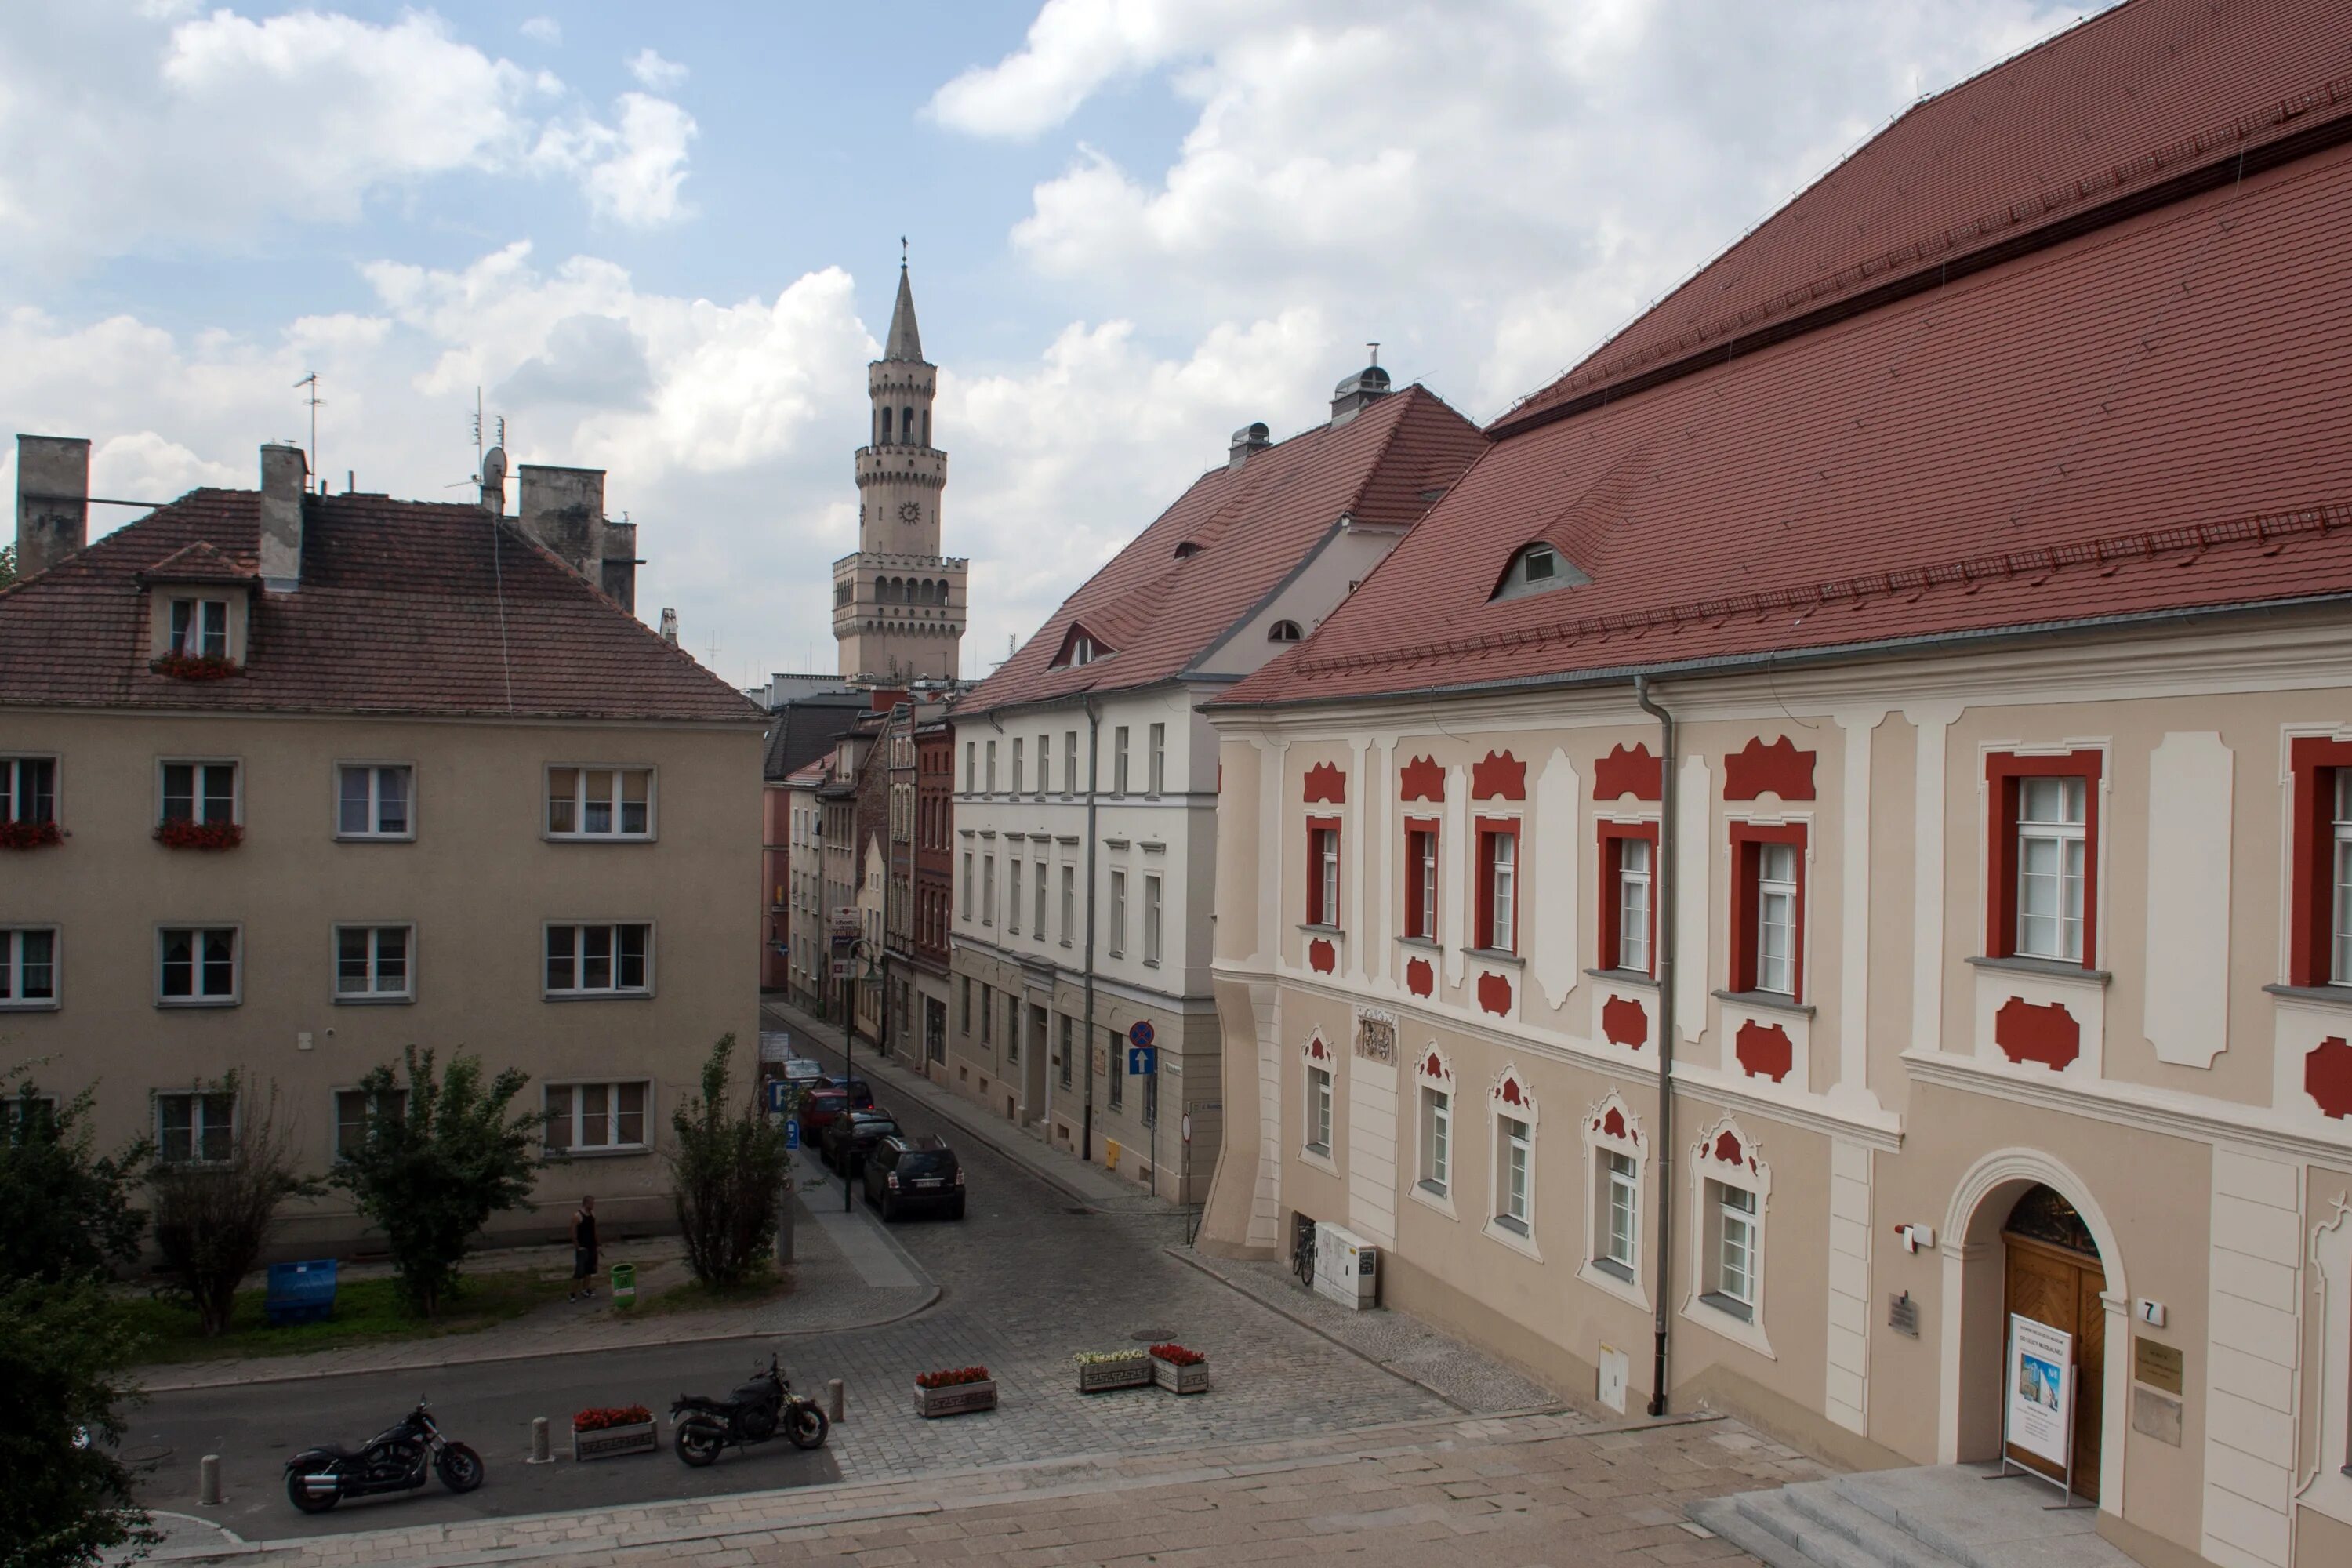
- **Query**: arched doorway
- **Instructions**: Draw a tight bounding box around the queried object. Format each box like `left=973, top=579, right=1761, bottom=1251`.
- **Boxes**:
left=2001, top=1184, right=2107, bottom=1501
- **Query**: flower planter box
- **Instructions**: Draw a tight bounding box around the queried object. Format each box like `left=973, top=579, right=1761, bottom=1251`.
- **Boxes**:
left=915, top=1379, right=998, bottom=1418
left=1075, top=1355, right=1152, bottom=1393
left=1151, top=1355, right=1211, bottom=1396
left=572, top=1420, right=658, bottom=1461
left=154, top=820, right=243, bottom=851
left=0, top=820, right=63, bottom=851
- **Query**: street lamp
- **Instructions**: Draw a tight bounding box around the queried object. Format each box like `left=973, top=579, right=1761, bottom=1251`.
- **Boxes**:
left=837, top=934, right=889, bottom=1213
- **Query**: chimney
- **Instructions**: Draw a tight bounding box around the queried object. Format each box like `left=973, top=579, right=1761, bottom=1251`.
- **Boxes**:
left=1330, top=360, right=1393, bottom=426
left=659, top=607, right=679, bottom=644
left=1228, top=422, right=1271, bottom=471
left=599, top=517, right=638, bottom=613
left=14, top=434, right=90, bottom=581
left=519, top=461, right=605, bottom=575
left=258, top=442, right=308, bottom=590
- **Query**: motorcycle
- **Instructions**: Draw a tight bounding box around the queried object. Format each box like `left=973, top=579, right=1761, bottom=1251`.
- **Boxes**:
left=670, top=1353, right=829, bottom=1465
left=282, top=1399, right=484, bottom=1514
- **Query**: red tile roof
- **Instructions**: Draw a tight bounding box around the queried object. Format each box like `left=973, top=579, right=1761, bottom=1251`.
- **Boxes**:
left=1221, top=0, right=2352, bottom=710
left=959, top=386, right=1484, bottom=717
left=1, top=488, right=766, bottom=724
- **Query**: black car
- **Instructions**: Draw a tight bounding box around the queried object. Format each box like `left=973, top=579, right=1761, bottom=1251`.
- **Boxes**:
left=862, top=1134, right=964, bottom=1221
left=818, top=1109, right=898, bottom=1176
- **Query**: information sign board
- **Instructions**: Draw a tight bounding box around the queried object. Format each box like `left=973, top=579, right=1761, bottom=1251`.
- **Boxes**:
left=2005, top=1313, right=2074, bottom=1472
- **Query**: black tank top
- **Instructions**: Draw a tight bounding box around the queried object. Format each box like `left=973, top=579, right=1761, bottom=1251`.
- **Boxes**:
left=576, top=1210, right=597, bottom=1250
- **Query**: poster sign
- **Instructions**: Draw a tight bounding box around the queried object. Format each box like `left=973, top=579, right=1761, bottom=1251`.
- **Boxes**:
left=2005, top=1313, right=2073, bottom=1471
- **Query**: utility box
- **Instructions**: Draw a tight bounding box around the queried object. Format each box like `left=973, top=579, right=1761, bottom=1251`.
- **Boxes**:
left=1313, top=1222, right=1379, bottom=1309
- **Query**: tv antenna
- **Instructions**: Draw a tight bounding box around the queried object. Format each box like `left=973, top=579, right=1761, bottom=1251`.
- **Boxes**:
left=294, top=372, right=323, bottom=483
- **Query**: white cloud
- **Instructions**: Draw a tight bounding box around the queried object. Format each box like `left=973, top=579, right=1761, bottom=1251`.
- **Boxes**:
left=626, top=48, right=689, bottom=91
left=521, top=16, right=562, bottom=46
left=0, top=2, right=698, bottom=268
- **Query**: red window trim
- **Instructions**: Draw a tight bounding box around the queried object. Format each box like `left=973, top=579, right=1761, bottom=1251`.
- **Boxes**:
left=2289, top=736, right=2352, bottom=986
left=1403, top=815, right=1441, bottom=941
left=1306, top=815, right=1342, bottom=927
left=1475, top=815, right=1519, bottom=953
left=1727, top=821, right=1808, bottom=1000
left=1984, top=749, right=2103, bottom=968
left=1596, top=820, right=1660, bottom=975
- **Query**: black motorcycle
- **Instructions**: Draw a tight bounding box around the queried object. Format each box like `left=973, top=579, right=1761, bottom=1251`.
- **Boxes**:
left=283, top=1399, right=484, bottom=1513
left=671, top=1353, right=829, bottom=1465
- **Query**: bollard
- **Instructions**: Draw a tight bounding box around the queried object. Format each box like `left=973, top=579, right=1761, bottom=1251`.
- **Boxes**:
left=198, top=1454, right=221, bottom=1507
left=528, top=1416, right=553, bottom=1464
left=826, top=1378, right=844, bottom=1423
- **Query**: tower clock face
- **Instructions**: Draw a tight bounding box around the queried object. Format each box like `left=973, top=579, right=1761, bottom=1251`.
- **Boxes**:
left=898, top=501, right=921, bottom=524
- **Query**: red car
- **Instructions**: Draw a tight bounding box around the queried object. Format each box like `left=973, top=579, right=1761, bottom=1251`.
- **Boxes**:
left=794, top=1080, right=874, bottom=1146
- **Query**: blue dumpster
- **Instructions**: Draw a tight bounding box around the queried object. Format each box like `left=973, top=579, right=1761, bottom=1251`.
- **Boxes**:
left=265, top=1259, right=337, bottom=1327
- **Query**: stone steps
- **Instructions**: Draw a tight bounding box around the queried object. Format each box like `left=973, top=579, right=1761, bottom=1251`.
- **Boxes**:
left=1689, top=1465, right=2136, bottom=1568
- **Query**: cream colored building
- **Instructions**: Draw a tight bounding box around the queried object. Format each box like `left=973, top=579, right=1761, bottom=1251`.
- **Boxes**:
left=1200, top=6, right=2352, bottom=1565
left=0, top=437, right=765, bottom=1254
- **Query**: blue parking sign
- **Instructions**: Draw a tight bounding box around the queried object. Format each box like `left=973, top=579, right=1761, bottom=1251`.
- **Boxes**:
left=766, top=1080, right=792, bottom=1114
left=1127, top=1044, right=1156, bottom=1076
left=786, top=1117, right=800, bottom=1149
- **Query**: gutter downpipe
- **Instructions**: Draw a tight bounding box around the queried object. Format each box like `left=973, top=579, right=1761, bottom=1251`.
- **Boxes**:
left=1634, top=673, right=1678, bottom=1418
left=1080, top=695, right=1102, bottom=1163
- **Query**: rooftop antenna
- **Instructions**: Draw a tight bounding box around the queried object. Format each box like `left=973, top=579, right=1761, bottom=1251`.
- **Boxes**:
left=295, top=372, right=322, bottom=487
left=705, top=630, right=723, bottom=670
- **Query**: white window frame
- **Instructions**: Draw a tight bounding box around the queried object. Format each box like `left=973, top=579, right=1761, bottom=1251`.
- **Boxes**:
left=964, top=740, right=975, bottom=793
left=1060, top=864, right=1075, bottom=946
left=1306, top=1065, right=1333, bottom=1156
left=1143, top=873, right=1163, bottom=966
left=1408, top=1047, right=1457, bottom=1218
left=157, top=925, right=240, bottom=1007
left=158, top=758, right=241, bottom=827
left=1487, top=830, right=1517, bottom=954
left=2014, top=775, right=2087, bottom=963
left=1, top=754, right=60, bottom=826
left=1312, top=827, right=1341, bottom=928
left=155, top=1087, right=238, bottom=1164
left=1011, top=738, right=1024, bottom=794
left=169, top=595, right=231, bottom=659
left=1617, top=835, right=1653, bottom=974
left=1756, top=840, right=1798, bottom=996
left=543, top=921, right=654, bottom=999
left=1482, top=1067, right=1541, bottom=1258
left=0, top=926, right=60, bottom=1010
left=333, top=923, right=415, bottom=1004
left=1149, top=723, right=1166, bottom=795
left=1036, top=733, right=1051, bottom=794
left=1114, top=727, right=1131, bottom=794
left=543, top=1080, right=652, bottom=1156
left=982, top=855, right=996, bottom=926
left=985, top=740, right=996, bottom=793
left=1109, top=869, right=1127, bottom=957
left=1064, top=731, right=1078, bottom=794
left=1033, top=858, right=1047, bottom=941
left=2333, top=770, right=2352, bottom=985
left=1577, top=1091, right=1650, bottom=1308
left=544, top=764, right=656, bottom=841
left=1410, top=826, right=1438, bottom=940
left=962, top=851, right=974, bottom=920
left=1683, top=1114, right=1774, bottom=1356
left=336, top=762, right=416, bottom=841
left=1008, top=860, right=1023, bottom=935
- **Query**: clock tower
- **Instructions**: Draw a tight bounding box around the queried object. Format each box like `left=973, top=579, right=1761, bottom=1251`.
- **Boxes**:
left=833, top=256, right=967, bottom=684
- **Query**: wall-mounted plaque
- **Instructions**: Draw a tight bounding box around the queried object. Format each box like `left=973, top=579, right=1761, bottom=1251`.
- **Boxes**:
left=1354, top=1014, right=1396, bottom=1065
left=2132, top=1337, right=2184, bottom=1396
left=1888, top=1291, right=1919, bottom=1337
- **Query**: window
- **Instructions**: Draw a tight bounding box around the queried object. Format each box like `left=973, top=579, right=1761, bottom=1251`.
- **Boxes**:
left=1061, top=865, right=1075, bottom=944
left=1009, top=862, right=1022, bottom=934
left=981, top=984, right=993, bottom=1045
left=1986, top=750, right=2102, bottom=967
left=337, top=764, right=412, bottom=838
left=985, top=741, right=996, bottom=793
left=1404, top=822, right=1439, bottom=940
left=157, top=1091, right=234, bottom=1163
left=1306, top=1065, right=1333, bottom=1155
left=1143, top=874, right=1163, bottom=965
left=1058, top=1015, right=1073, bottom=1088
left=0, top=928, right=58, bottom=1007
left=333, top=1087, right=406, bottom=1160
left=1109, top=1028, right=1124, bottom=1109
left=162, top=761, right=237, bottom=825
left=335, top=925, right=412, bottom=1001
left=1307, top=821, right=1341, bottom=927
left=1268, top=619, right=1304, bottom=642
left=170, top=597, right=230, bottom=658
left=547, top=767, right=652, bottom=839
left=1, top=757, right=57, bottom=826
left=1142, top=1058, right=1158, bottom=1127
left=2338, top=770, right=2352, bottom=985
left=960, top=976, right=971, bottom=1033
left=1109, top=870, right=1127, bottom=956
left=1037, top=734, right=1050, bottom=793
left=1599, top=826, right=1657, bottom=975
left=1113, top=727, right=1131, bottom=793
left=545, top=1082, right=649, bottom=1154
left=158, top=927, right=238, bottom=1004
left=982, top=855, right=996, bottom=925
left=1149, top=723, right=1166, bottom=794
left=1477, top=824, right=1517, bottom=953
left=1708, top=1182, right=1759, bottom=1319
left=1033, top=858, right=1047, bottom=938
left=1064, top=731, right=1078, bottom=793
left=1599, top=1150, right=1638, bottom=1275
left=1756, top=844, right=1798, bottom=993
left=1420, top=1085, right=1450, bottom=1194
left=964, top=741, right=975, bottom=792
left=544, top=923, right=651, bottom=996
left=1497, top=1116, right=1531, bottom=1231
left=1489, top=543, right=1587, bottom=601
left=1011, top=739, right=1024, bottom=794
left=961, top=851, right=974, bottom=919
left=1730, top=824, right=1807, bottom=998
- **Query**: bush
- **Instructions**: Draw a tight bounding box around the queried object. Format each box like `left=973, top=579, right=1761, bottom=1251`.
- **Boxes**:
left=0, top=1069, right=150, bottom=1286
left=0, top=1279, right=155, bottom=1567
left=148, top=1076, right=317, bottom=1336
left=666, top=1035, right=792, bottom=1287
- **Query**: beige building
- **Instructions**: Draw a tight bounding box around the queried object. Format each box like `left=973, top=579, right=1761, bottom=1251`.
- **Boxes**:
left=0, top=435, right=766, bottom=1254
left=1200, top=5, right=2352, bottom=1566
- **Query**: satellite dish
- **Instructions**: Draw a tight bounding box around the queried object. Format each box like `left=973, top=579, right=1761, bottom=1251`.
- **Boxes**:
left=480, top=445, right=507, bottom=512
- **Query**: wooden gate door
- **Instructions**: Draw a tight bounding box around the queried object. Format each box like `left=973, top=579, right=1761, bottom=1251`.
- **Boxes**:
left=2002, top=1230, right=2107, bottom=1501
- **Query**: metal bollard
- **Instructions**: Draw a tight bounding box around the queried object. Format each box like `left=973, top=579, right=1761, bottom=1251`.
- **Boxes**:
left=198, top=1454, right=221, bottom=1506
left=826, top=1378, right=844, bottom=1423
left=528, top=1416, right=553, bottom=1464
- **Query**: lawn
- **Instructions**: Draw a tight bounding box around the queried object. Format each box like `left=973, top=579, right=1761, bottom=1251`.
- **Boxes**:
left=636, top=1261, right=792, bottom=1319
left=119, top=1266, right=575, bottom=1364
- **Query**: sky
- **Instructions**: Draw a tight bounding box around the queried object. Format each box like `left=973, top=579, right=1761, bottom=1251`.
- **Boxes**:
left=0, top=0, right=2107, bottom=690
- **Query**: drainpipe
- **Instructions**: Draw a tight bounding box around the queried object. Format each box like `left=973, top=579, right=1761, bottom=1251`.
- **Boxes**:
left=1080, top=696, right=1102, bottom=1163
left=1634, top=673, right=1678, bottom=1418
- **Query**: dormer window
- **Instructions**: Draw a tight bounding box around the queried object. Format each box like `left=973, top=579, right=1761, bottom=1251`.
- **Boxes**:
left=1174, top=542, right=1203, bottom=560
left=172, top=598, right=229, bottom=659
left=1269, top=620, right=1305, bottom=642
left=1490, top=543, right=1588, bottom=602
left=1051, top=622, right=1112, bottom=670
left=141, top=548, right=253, bottom=676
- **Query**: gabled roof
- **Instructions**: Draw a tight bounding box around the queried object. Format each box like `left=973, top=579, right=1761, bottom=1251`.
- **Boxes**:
left=762, top=692, right=877, bottom=780
left=138, top=539, right=256, bottom=585
left=0, top=488, right=765, bottom=724
left=1221, top=0, right=2352, bottom=710
left=959, top=386, right=1484, bottom=717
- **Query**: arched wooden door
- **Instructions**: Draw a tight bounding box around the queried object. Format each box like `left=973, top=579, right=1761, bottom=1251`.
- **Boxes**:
left=2002, top=1185, right=2106, bottom=1501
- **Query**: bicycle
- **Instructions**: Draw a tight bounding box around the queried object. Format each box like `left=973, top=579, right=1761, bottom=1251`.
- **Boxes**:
left=1291, top=1225, right=1316, bottom=1290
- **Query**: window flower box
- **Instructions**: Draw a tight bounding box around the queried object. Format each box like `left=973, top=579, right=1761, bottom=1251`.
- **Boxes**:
left=1073, top=1349, right=1152, bottom=1393
left=149, top=652, right=241, bottom=681
left=572, top=1404, right=657, bottom=1460
left=913, top=1366, right=996, bottom=1418
left=0, top=820, right=62, bottom=851
left=1149, top=1343, right=1211, bottom=1396
left=155, top=819, right=243, bottom=851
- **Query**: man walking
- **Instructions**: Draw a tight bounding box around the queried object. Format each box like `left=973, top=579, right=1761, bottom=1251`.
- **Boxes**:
left=569, top=1195, right=599, bottom=1300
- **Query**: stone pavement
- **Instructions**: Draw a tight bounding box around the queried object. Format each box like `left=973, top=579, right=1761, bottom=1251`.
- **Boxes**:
left=157, top=1407, right=1820, bottom=1566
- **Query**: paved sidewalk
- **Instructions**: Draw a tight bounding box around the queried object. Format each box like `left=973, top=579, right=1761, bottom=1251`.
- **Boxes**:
left=154, top=1407, right=1813, bottom=1566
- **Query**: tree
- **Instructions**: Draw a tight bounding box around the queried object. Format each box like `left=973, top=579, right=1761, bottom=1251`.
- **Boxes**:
left=0, top=1279, right=157, bottom=1568
left=666, top=1034, right=793, bottom=1287
left=329, top=1047, right=540, bottom=1316
left=0, top=540, right=16, bottom=590
left=148, top=1075, right=318, bottom=1336
left=0, top=1068, right=151, bottom=1287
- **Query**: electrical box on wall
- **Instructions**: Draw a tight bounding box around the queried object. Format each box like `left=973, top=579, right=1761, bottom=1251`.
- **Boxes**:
left=1313, top=1222, right=1379, bottom=1309
left=1597, top=1345, right=1629, bottom=1414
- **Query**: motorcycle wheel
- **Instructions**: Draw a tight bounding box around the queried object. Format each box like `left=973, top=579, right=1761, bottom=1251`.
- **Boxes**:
left=676, top=1424, right=724, bottom=1467
left=786, top=1403, right=829, bottom=1450
left=286, top=1470, right=340, bottom=1514
left=436, top=1443, right=485, bottom=1494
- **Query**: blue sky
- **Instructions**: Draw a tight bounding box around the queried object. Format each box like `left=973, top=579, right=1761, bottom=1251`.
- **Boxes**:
left=1, top=1, right=2101, bottom=687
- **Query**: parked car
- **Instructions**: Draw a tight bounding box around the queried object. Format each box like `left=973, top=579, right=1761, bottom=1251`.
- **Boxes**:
left=819, top=1109, right=899, bottom=1177
left=794, top=1081, right=875, bottom=1146
left=780, top=1056, right=827, bottom=1090
left=862, top=1134, right=965, bottom=1221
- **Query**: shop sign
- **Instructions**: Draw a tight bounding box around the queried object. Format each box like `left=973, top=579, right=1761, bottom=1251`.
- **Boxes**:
left=2005, top=1313, right=2073, bottom=1471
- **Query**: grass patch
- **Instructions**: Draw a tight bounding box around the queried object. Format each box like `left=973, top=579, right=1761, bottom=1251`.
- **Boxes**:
left=120, top=1267, right=573, bottom=1364
left=636, top=1261, right=792, bottom=1319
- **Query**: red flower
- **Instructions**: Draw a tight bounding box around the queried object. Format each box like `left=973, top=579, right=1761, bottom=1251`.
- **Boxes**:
left=1149, top=1344, right=1204, bottom=1366
left=154, top=819, right=243, bottom=851
left=914, top=1366, right=990, bottom=1388
left=571, top=1404, right=652, bottom=1432
left=149, top=652, right=241, bottom=681
left=0, top=820, right=62, bottom=851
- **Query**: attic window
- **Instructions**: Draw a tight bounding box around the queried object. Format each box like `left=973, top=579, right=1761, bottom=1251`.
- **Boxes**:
left=1269, top=620, right=1305, bottom=643
left=1051, top=623, right=1112, bottom=670
left=1174, top=542, right=1203, bottom=560
left=1490, top=543, right=1588, bottom=602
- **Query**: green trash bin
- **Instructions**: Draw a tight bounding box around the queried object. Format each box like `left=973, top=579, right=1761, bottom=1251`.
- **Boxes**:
left=611, top=1262, right=637, bottom=1311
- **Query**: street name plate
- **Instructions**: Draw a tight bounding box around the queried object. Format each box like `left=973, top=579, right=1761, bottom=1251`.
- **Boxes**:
left=2133, top=1337, right=2184, bottom=1396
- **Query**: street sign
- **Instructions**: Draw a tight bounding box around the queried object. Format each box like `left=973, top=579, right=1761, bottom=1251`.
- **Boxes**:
left=1181, top=1113, right=1192, bottom=1145
left=786, top=1118, right=800, bottom=1150
left=765, top=1079, right=793, bottom=1113
left=1127, top=1019, right=1155, bottom=1049
left=1127, top=1044, right=1156, bottom=1077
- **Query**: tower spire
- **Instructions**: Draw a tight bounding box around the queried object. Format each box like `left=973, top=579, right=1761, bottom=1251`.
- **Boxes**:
left=884, top=252, right=924, bottom=364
